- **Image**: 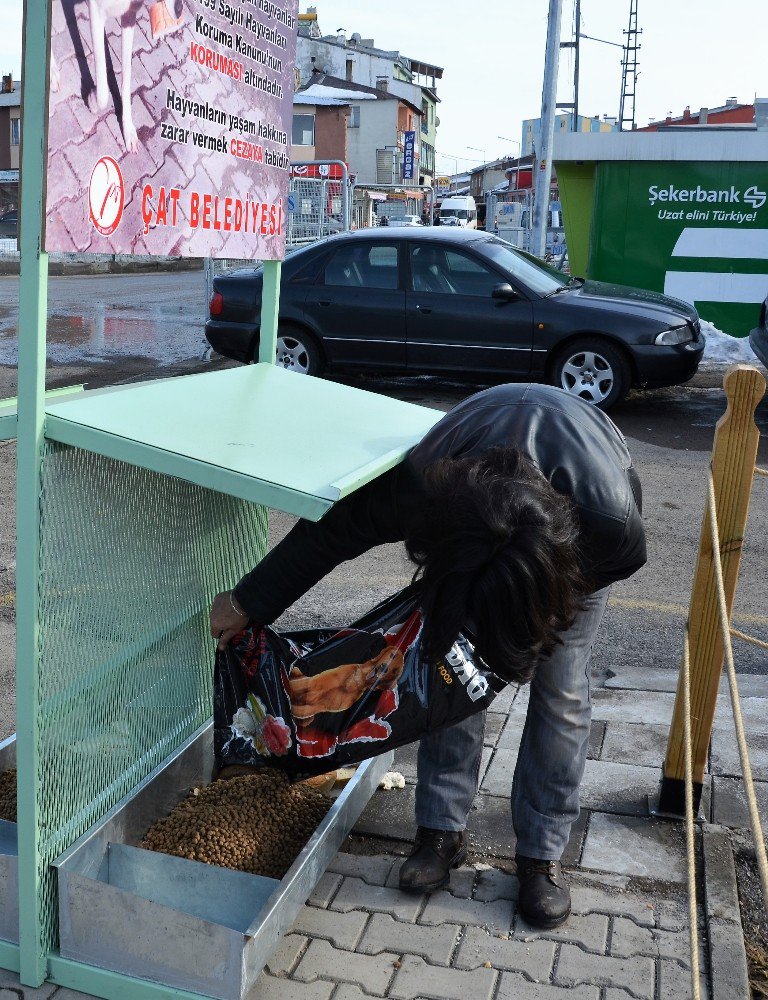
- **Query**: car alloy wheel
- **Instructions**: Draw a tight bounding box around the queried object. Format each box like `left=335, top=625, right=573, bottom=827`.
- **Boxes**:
left=553, top=337, right=629, bottom=409
left=275, top=332, right=319, bottom=375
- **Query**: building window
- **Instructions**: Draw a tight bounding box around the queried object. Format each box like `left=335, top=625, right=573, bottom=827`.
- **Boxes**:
left=10, top=118, right=20, bottom=146
left=291, top=114, right=315, bottom=145
left=346, top=58, right=353, bottom=81
left=348, top=105, right=360, bottom=129
left=376, top=76, right=389, bottom=92
left=421, top=100, right=429, bottom=134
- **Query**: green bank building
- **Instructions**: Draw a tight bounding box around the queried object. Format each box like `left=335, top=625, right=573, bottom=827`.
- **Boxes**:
left=554, top=130, right=768, bottom=337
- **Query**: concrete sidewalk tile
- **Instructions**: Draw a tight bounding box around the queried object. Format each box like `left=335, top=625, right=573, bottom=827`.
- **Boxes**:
left=655, top=899, right=688, bottom=931
left=418, top=890, right=512, bottom=934
left=710, top=726, right=768, bottom=781
left=310, top=872, right=344, bottom=908
left=497, top=974, right=599, bottom=999
left=454, top=924, right=555, bottom=977
left=358, top=912, right=460, bottom=965
left=478, top=745, right=493, bottom=787
left=480, top=748, right=519, bottom=797
left=706, top=916, right=750, bottom=1000
left=265, top=933, right=308, bottom=976
left=293, top=939, right=398, bottom=995
left=703, top=826, right=742, bottom=922
left=711, top=775, right=768, bottom=829
left=466, top=794, right=516, bottom=859
left=579, top=759, right=662, bottom=816
left=389, top=863, right=475, bottom=900
left=610, top=916, right=690, bottom=963
left=580, top=813, right=688, bottom=883
left=714, top=695, right=768, bottom=733
left=590, top=690, right=676, bottom=725
left=570, top=883, right=655, bottom=926
left=555, top=944, right=655, bottom=999
left=392, top=742, right=418, bottom=783
left=488, top=684, right=517, bottom=714
left=327, top=853, right=396, bottom=886
left=330, top=877, right=423, bottom=921
left=514, top=912, right=609, bottom=953
left=389, top=954, right=496, bottom=1000
left=659, top=958, right=711, bottom=999
left=474, top=866, right=518, bottom=902
left=291, top=906, right=368, bottom=950
left=484, top=712, right=505, bottom=746
left=588, top=720, right=606, bottom=760
left=496, top=718, right=524, bottom=751
left=247, top=976, right=334, bottom=1000
left=604, top=666, right=679, bottom=692
left=0, top=971, right=57, bottom=999
left=353, top=785, right=416, bottom=842
left=331, top=987, right=383, bottom=1000
left=600, top=722, right=670, bottom=767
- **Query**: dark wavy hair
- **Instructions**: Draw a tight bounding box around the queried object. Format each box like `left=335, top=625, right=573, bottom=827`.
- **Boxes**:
left=406, top=446, right=587, bottom=685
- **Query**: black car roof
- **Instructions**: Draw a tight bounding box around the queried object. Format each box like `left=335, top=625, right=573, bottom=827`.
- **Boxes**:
left=317, top=228, right=493, bottom=246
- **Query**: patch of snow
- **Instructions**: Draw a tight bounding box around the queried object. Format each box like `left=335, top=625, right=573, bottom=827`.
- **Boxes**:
left=700, top=320, right=757, bottom=364
left=378, top=771, right=406, bottom=791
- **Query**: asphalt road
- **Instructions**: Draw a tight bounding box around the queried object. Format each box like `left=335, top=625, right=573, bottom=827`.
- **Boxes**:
left=0, top=271, right=766, bottom=742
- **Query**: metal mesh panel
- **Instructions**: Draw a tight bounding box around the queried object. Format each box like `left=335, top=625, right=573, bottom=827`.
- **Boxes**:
left=33, top=442, right=268, bottom=956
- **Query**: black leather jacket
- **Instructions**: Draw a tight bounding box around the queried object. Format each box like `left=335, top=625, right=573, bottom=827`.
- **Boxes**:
left=234, top=383, right=646, bottom=624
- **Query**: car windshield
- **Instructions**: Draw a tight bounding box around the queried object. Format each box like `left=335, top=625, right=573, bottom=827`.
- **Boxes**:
left=441, top=208, right=469, bottom=220
left=480, top=238, right=569, bottom=296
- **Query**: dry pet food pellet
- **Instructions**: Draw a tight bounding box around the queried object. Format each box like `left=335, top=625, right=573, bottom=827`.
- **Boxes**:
left=141, top=771, right=331, bottom=879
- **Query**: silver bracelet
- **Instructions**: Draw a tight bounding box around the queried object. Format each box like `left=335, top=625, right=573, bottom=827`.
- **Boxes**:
left=229, top=591, right=248, bottom=618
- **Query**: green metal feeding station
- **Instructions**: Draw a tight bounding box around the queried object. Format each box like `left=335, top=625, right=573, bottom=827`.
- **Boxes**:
left=2, top=1, right=441, bottom=996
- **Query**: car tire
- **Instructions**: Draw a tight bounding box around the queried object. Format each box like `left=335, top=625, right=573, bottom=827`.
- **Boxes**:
left=269, top=326, right=322, bottom=376
left=550, top=337, right=631, bottom=410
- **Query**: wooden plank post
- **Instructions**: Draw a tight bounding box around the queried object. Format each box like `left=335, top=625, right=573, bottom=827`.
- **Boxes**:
left=659, top=364, right=766, bottom=816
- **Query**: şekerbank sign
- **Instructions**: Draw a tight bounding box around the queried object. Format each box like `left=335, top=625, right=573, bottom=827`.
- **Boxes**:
left=555, top=134, right=768, bottom=337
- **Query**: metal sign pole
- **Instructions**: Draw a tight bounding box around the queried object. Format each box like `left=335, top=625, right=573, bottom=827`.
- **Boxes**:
left=258, top=261, right=282, bottom=365
left=16, top=0, right=50, bottom=986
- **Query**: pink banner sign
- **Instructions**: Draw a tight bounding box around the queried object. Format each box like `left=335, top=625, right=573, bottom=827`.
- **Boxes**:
left=45, top=0, right=298, bottom=259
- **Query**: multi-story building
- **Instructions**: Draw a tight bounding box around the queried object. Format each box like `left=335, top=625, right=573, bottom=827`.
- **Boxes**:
left=294, top=72, right=421, bottom=186
left=295, top=7, right=442, bottom=185
left=0, top=75, right=20, bottom=217
left=637, top=98, right=755, bottom=131
left=521, top=112, right=618, bottom=157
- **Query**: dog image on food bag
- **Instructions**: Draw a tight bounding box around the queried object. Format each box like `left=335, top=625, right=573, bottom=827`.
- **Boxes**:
left=49, top=0, right=184, bottom=152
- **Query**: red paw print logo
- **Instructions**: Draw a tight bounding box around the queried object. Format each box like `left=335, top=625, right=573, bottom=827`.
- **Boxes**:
left=88, top=156, right=125, bottom=237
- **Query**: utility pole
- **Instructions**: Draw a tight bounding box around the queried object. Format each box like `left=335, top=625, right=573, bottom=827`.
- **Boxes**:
left=532, top=0, right=563, bottom=258
left=619, top=0, right=641, bottom=131
left=558, top=0, right=581, bottom=131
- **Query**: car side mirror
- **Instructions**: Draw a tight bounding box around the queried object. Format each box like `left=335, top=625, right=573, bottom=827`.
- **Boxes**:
left=492, top=282, right=519, bottom=302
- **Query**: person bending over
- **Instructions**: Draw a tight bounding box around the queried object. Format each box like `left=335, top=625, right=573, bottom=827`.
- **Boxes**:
left=210, top=382, right=646, bottom=929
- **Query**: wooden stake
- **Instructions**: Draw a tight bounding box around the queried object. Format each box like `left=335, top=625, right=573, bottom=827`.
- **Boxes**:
left=659, top=364, right=766, bottom=816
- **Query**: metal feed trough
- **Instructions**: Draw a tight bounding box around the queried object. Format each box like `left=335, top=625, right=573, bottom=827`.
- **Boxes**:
left=0, top=735, right=17, bottom=946
left=54, top=722, right=392, bottom=1000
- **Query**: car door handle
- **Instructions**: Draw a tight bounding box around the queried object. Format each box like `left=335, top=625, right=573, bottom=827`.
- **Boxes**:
left=317, top=299, right=331, bottom=307
left=416, top=304, right=432, bottom=314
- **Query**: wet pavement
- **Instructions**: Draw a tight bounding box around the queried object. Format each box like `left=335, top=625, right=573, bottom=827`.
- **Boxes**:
left=0, top=271, right=209, bottom=372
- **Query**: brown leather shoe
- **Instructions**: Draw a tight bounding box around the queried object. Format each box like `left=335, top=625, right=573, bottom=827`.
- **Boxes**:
left=399, top=827, right=467, bottom=893
left=515, top=855, right=571, bottom=928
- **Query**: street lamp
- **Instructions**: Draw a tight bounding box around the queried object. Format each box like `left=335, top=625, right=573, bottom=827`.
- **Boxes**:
left=466, top=145, right=487, bottom=164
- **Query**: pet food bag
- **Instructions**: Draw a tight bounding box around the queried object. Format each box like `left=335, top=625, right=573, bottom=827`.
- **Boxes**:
left=214, top=585, right=506, bottom=780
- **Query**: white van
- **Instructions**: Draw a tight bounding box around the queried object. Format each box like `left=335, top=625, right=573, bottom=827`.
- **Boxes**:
left=439, top=195, right=477, bottom=229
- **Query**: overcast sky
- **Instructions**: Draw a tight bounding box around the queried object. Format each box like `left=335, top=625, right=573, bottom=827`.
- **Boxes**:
left=1, top=0, right=763, bottom=175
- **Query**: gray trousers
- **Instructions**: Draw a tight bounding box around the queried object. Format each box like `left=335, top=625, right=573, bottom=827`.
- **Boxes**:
left=414, top=586, right=611, bottom=860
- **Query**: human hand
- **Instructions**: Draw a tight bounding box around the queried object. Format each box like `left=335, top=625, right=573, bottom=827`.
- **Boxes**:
left=209, top=590, right=250, bottom=651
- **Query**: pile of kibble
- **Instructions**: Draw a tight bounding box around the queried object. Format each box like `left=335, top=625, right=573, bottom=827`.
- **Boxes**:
left=0, top=769, right=16, bottom=822
left=141, top=771, right=331, bottom=879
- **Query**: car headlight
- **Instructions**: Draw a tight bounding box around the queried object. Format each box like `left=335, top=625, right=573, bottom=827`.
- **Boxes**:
left=655, top=326, right=693, bottom=346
